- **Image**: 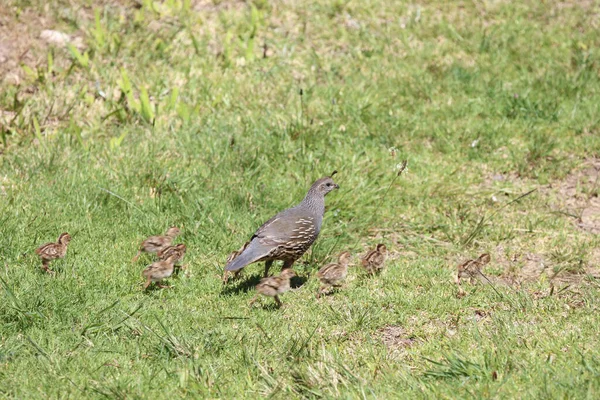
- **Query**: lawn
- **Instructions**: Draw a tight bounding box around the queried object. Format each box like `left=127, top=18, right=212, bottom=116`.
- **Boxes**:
left=1, top=0, right=600, bottom=398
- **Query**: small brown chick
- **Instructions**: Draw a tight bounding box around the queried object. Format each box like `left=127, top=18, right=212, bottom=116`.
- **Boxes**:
left=132, top=226, right=180, bottom=262
left=455, top=253, right=491, bottom=285
left=250, top=269, right=296, bottom=307
left=361, top=244, right=387, bottom=275
left=222, top=241, right=250, bottom=284
left=158, top=243, right=187, bottom=273
left=142, top=253, right=179, bottom=290
left=157, top=243, right=187, bottom=262
left=35, top=233, right=72, bottom=274
left=316, top=251, right=352, bottom=298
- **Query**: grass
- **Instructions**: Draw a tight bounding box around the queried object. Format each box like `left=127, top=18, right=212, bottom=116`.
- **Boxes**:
left=1, top=0, right=600, bottom=397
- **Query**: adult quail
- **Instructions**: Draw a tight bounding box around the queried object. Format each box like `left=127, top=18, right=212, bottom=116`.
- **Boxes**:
left=361, top=243, right=387, bottom=275
left=224, top=175, right=339, bottom=277
left=132, top=226, right=180, bottom=262
left=35, top=232, right=72, bottom=274
left=250, top=269, right=297, bottom=307
left=316, top=251, right=352, bottom=298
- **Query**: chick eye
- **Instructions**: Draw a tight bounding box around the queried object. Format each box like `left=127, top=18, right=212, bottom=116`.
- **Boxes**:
left=326, top=183, right=332, bottom=187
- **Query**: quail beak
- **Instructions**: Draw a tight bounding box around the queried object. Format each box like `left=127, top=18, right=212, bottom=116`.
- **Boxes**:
left=334, top=184, right=340, bottom=190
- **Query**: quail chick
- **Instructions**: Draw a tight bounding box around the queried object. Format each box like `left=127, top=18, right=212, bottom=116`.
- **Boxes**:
left=158, top=243, right=187, bottom=273
left=316, top=251, right=352, bottom=298
left=35, top=233, right=72, bottom=274
left=250, top=269, right=297, bottom=307
left=132, top=226, right=180, bottom=262
left=157, top=243, right=187, bottom=262
left=455, top=253, right=490, bottom=285
left=361, top=244, right=387, bottom=275
left=222, top=241, right=250, bottom=284
left=142, top=253, right=179, bottom=290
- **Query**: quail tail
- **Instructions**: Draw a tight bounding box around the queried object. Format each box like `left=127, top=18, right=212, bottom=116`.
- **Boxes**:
left=224, top=241, right=268, bottom=272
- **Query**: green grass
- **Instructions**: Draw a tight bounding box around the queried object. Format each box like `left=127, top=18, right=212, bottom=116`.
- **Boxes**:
left=1, top=0, right=600, bottom=397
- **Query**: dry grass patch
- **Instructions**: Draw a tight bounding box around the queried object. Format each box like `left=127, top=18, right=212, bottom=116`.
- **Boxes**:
left=377, top=325, right=418, bottom=352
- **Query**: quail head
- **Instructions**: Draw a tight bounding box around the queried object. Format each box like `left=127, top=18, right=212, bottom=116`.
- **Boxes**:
left=142, top=253, right=179, bottom=290
left=35, top=233, right=72, bottom=274
left=361, top=244, right=387, bottom=275
left=225, top=174, right=339, bottom=278
left=132, top=226, right=181, bottom=262
left=250, top=269, right=297, bottom=307
left=316, top=251, right=352, bottom=298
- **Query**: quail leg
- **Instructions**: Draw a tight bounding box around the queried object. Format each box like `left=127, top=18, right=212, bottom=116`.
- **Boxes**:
left=282, top=259, right=296, bottom=272
left=274, top=295, right=283, bottom=307
left=143, top=278, right=151, bottom=290
left=263, top=260, right=273, bottom=277
left=41, top=261, right=54, bottom=275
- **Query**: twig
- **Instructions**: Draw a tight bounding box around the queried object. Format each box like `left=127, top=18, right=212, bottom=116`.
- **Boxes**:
left=97, top=186, right=146, bottom=215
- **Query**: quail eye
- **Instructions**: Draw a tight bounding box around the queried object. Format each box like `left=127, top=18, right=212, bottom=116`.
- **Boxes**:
left=326, top=183, right=332, bottom=187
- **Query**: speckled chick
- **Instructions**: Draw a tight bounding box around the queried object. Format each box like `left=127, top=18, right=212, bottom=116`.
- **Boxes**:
left=316, top=251, right=352, bottom=298
left=250, top=269, right=297, bottom=307
left=35, top=233, right=71, bottom=274
left=157, top=243, right=187, bottom=263
left=361, top=244, right=387, bottom=275
left=132, top=227, right=180, bottom=262
left=142, top=254, right=178, bottom=290
left=455, top=253, right=490, bottom=285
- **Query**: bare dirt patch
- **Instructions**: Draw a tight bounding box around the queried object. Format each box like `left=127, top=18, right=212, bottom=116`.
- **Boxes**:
left=504, top=251, right=548, bottom=283
left=377, top=325, right=418, bottom=351
left=546, top=158, right=600, bottom=234
left=492, top=245, right=600, bottom=287
left=0, top=6, right=52, bottom=84
left=0, top=3, right=86, bottom=86
left=192, top=0, right=247, bottom=12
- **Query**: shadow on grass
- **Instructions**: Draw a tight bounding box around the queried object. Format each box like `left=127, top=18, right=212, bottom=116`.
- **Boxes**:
left=220, top=274, right=262, bottom=295
left=316, top=286, right=345, bottom=298
left=37, top=264, right=61, bottom=276
left=142, top=283, right=173, bottom=293
left=290, top=275, right=308, bottom=289
left=251, top=301, right=283, bottom=311
left=173, top=265, right=186, bottom=275
left=221, top=273, right=309, bottom=295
